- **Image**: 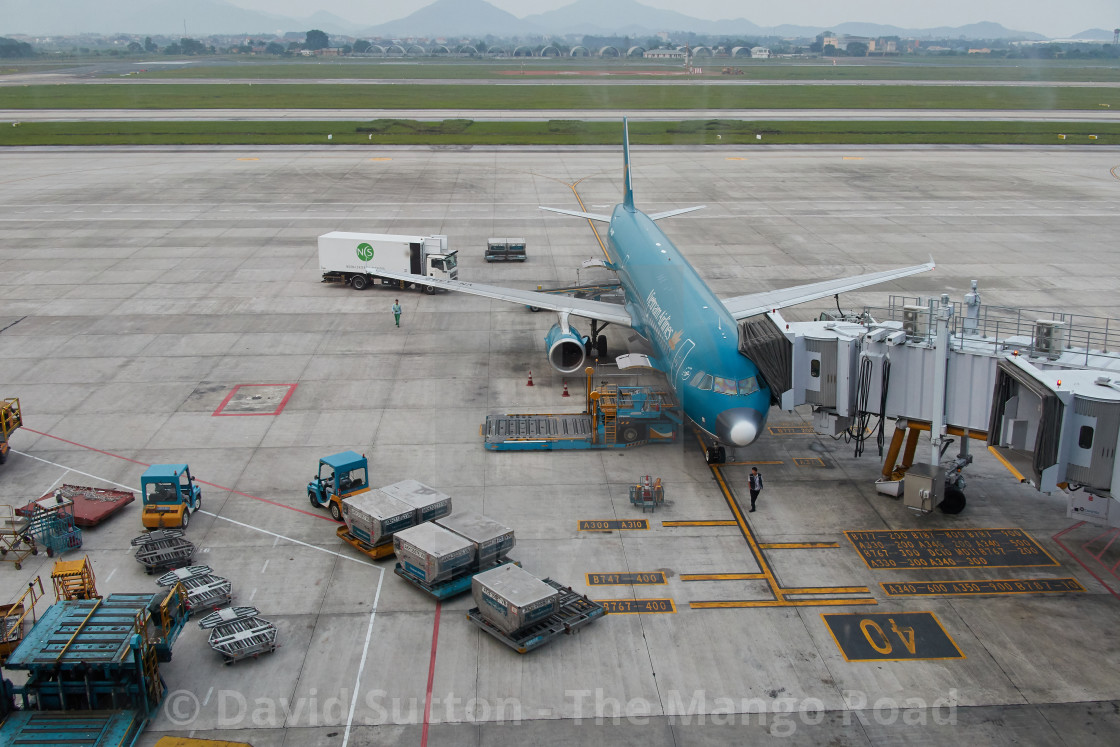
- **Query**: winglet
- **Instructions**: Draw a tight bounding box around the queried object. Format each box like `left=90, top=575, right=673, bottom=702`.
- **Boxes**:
left=622, top=118, right=635, bottom=211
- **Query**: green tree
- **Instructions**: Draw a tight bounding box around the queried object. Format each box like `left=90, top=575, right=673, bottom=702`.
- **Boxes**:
left=305, top=29, right=329, bottom=51
left=179, top=38, right=205, bottom=55
left=846, top=41, right=868, bottom=57
left=265, top=41, right=286, bottom=55
left=144, top=36, right=157, bottom=53
left=353, top=39, right=371, bottom=53
left=0, top=37, right=34, bottom=58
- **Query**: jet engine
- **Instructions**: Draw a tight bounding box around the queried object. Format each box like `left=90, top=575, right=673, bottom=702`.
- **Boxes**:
left=545, top=324, right=589, bottom=374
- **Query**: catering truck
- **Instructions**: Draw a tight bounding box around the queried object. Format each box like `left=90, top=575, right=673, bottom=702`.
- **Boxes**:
left=319, top=232, right=458, bottom=293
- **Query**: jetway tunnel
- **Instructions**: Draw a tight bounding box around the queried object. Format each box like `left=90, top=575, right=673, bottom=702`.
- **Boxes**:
left=738, top=291, right=1120, bottom=525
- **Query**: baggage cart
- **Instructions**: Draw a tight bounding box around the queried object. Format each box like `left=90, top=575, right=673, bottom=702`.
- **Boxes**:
left=131, top=529, right=194, bottom=574
left=199, top=606, right=278, bottom=664
left=157, top=566, right=232, bottom=614
left=336, top=525, right=396, bottom=560
left=0, top=504, right=37, bottom=570
left=394, top=559, right=518, bottom=601
left=467, top=578, right=605, bottom=654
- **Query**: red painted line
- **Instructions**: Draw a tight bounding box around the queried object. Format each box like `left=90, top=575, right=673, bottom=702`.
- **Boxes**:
left=1052, top=522, right=1120, bottom=601
left=421, top=601, right=442, bottom=747
left=23, top=428, right=149, bottom=466
left=22, top=426, right=335, bottom=522
left=213, top=383, right=299, bottom=417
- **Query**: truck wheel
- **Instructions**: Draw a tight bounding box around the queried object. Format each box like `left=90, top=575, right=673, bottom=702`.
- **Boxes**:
left=195, top=493, right=202, bottom=512
left=309, top=491, right=318, bottom=506
left=351, top=274, right=369, bottom=291
left=329, top=502, right=343, bottom=522
left=424, top=284, right=436, bottom=295
left=528, top=306, right=541, bottom=312
left=621, top=426, right=643, bottom=443
left=181, top=511, right=190, bottom=529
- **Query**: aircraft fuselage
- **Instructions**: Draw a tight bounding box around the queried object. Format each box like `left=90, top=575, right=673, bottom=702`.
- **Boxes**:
left=606, top=204, right=771, bottom=447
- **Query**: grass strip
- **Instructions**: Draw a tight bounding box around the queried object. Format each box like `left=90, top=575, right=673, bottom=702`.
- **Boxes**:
left=2, top=119, right=1117, bottom=146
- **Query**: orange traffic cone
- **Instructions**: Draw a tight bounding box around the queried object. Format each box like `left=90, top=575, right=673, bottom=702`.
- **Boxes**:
left=562, top=381, right=570, bottom=397
left=526, top=370, right=534, bottom=386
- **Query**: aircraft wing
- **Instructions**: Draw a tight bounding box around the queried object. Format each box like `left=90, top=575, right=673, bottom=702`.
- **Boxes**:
left=721, top=258, right=935, bottom=321
left=365, top=267, right=634, bottom=327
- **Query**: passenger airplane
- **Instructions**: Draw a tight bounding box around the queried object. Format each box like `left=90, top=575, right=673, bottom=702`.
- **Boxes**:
left=367, top=121, right=933, bottom=455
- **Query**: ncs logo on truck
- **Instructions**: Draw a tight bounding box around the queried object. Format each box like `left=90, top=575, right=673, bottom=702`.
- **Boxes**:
left=356, top=243, right=375, bottom=261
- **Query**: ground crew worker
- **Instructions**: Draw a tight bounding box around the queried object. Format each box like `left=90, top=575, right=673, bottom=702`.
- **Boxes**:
left=392, top=299, right=402, bottom=328
left=748, top=466, right=763, bottom=512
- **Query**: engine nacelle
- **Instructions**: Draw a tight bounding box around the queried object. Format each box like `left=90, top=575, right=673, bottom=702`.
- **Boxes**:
left=545, top=323, right=588, bottom=374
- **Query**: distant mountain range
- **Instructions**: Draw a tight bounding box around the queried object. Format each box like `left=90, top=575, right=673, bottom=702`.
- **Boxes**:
left=0, top=0, right=1070, bottom=42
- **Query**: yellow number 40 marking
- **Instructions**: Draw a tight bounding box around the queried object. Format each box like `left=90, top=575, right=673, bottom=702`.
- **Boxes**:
left=859, top=618, right=917, bottom=655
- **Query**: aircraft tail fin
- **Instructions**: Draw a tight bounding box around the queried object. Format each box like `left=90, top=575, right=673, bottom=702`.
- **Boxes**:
left=622, top=118, right=635, bottom=210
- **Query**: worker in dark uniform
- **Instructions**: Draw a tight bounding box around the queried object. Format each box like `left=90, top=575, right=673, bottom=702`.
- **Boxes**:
left=748, top=467, right=763, bottom=512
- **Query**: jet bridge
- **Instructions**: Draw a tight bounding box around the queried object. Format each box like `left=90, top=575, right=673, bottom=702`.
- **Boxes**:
left=741, top=285, right=1120, bottom=524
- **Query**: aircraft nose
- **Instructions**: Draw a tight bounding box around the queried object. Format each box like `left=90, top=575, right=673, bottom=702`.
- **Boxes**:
left=715, top=408, right=765, bottom=447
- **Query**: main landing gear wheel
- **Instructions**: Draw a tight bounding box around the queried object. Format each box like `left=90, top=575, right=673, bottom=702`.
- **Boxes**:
left=596, top=335, right=608, bottom=359
left=350, top=274, right=369, bottom=291
left=329, top=502, right=343, bottom=522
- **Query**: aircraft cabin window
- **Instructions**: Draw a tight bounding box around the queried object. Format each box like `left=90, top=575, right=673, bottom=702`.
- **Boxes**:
left=1079, top=425, right=1094, bottom=450
left=738, top=377, right=759, bottom=395
left=712, top=377, right=737, bottom=395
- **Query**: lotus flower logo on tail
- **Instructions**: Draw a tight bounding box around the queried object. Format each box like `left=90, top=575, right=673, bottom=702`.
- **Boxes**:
left=356, top=243, right=374, bottom=261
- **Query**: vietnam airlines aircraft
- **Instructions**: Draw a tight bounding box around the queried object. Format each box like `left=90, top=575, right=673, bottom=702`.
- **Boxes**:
left=367, top=121, right=933, bottom=454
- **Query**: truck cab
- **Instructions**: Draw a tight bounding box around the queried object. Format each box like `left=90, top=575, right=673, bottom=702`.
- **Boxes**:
left=308, top=451, right=370, bottom=521
left=141, top=464, right=202, bottom=529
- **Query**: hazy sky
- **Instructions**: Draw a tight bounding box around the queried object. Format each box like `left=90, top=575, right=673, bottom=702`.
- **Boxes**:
left=227, top=0, right=1115, bottom=38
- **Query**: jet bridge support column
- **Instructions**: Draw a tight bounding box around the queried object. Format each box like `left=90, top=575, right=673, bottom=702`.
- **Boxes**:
left=929, top=294, right=954, bottom=466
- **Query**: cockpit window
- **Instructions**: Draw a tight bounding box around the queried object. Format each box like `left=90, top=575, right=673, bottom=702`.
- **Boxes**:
left=738, top=377, right=759, bottom=395
left=712, top=377, right=737, bottom=395
left=692, top=373, right=713, bottom=391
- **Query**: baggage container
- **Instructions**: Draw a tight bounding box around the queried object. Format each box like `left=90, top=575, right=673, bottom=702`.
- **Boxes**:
left=471, top=564, right=559, bottom=636
left=436, top=511, right=515, bottom=568
left=342, top=491, right=415, bottom=547
left=380, top=479, right=452, bottom=524
left=394, top=522, right=475, bottom=585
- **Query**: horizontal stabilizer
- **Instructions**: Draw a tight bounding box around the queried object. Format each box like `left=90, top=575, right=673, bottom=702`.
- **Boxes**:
left=647, top=205, right=706, bottom=221
left=539, top=206, right=611, bottom=223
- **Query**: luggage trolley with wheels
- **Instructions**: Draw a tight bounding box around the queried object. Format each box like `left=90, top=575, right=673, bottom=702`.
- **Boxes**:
left=132, top=529, right=195, bottom=574
left=0, top=504, right=37, bottom=570
left=198, top=606, right=278, bottom=664
left=466, top=577, right=605, bottom=654
left=26, top=494, right=82, bottom=557
left=157, top=565, right=232, bottom=615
